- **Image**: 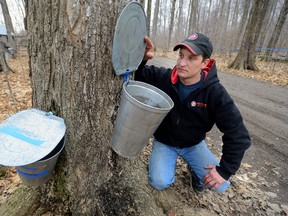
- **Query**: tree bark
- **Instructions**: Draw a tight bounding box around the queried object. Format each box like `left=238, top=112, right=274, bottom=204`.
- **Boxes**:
left=0, top=1, right=193, bottom=215
left=228, top=0, right=270, bottom=71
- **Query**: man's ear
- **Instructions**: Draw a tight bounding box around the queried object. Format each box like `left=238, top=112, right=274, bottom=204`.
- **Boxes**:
left=201, top=58, right=210, bottom=68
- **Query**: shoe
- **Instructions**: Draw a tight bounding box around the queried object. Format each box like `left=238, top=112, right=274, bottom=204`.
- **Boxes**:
left=191, top=174, right=205, bottom=194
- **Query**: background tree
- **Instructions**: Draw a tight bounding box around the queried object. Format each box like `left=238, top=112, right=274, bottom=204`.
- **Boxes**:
left=188, top=0, right=199, bottom=34
left=175, top=0, right=185, bottom=42
left=228, top=0, right=270, bottom=71
left=237, top=0, right=252, bottom=42
left=151, top=0, right=160, bottom=49
left=263, top=0, right=288, bottom=61
left=167, top=0, right=176, bottom=50
left=228, top=0, right=240, bottom=52
left=257, top=1, right=278, bottom=49
left=2, top=0, right=287, bottom=59
left=140, top=0, right=287, bottom=61
left=146, top=0, right=152, bottom=37
left=0, top=0, right=15, bottom=48
left=204, top=0, right=213, bottom=33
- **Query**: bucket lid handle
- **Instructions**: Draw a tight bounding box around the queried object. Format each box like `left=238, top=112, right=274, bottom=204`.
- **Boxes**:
left=123, top=69, right=132, bottom=85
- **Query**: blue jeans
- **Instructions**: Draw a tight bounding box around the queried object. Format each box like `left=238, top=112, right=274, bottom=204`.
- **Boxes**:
left=148, top=139, right=230, bottom=192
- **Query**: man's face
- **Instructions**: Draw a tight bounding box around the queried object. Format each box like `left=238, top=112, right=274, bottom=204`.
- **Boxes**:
left=176, top=47, right=209, bottom=85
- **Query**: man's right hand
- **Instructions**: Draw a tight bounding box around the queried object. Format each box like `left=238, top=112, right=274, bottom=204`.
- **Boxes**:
left=143, top=36, right=154, bottom=61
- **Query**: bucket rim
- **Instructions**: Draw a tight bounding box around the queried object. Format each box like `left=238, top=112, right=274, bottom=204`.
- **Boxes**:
left=36, top=137, right=65, bottom=163
left=123, top=80, right=174, bottom=112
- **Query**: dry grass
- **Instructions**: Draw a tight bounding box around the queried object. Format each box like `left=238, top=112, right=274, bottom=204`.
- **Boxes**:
left=156, top=50, right=288, bottom=88
left=0, top=55, right=31, bottom=122
left=215, top=53, right=288, bottom=87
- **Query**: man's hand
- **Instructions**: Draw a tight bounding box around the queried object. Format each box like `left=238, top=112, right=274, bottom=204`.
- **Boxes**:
left=143, top=36, right=154, bottom=61
left=203, top=165, right=226, bottom=191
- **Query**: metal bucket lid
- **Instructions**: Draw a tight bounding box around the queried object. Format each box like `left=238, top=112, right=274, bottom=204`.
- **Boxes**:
left=112, top=2, right=147, bottom=75
left=0, top=109, right=66, bottom=166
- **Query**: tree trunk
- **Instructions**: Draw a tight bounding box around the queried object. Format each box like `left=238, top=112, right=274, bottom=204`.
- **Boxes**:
left=224, top=0, right=231, bottom=32
left=257, top=1, right=277, bottom=49
left=235, top=0, right=251, bottom=48
left=218, top=0, right=232, bottom=49
left=176, top=0, right=184, bottom=42
left=0, top=0, right=15, bottom=48
left=231, top=0, right=239, bottom=30
left=161, top=1, right=169, bottom=48
left=152, top=0, right=160, bottom=43
left=167, top=0, right=177, bottom=50
left=228, top=0, right=270, bottom=71
left=229, top=0, right=240, bottom=54
left=263, top=0, right=288, bottom=61
left=204, top=0, right=213, bottom=33
left=146, top=0, right=152, bottom=37
left=188, top=0, right=199, bottom=34
left=0, top=1, right=191, bottom=215
left=139, top=0, right=145, bottom=6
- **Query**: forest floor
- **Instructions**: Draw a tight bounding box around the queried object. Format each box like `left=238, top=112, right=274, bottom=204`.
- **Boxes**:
left=0, top=51, right=287, bottom=215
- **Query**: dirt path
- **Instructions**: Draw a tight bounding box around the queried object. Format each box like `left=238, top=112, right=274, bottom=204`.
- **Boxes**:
left=218, top=69, right=288, bottom=202
left=147, top=56, right=288, bottom=215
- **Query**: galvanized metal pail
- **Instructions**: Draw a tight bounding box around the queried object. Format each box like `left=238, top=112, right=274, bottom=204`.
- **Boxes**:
left=16, top=137, right=65, bottom=186
left=0, top=109, right=66, bottom=186
left=111, top=80, right=174, bottom=157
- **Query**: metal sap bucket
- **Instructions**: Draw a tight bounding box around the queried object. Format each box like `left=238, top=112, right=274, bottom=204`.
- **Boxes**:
left=16, top=137, right=65, bottom=186
left=0, top=109, right=66, bottom=186
left=111, top=80, right=174, bottom=157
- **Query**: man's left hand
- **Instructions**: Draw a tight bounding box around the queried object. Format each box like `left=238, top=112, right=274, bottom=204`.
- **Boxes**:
left=203, top=165, right=226, bottom=191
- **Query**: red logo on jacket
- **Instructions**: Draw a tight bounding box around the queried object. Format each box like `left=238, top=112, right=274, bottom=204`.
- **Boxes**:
left=191, top=101, right=207, bottom=108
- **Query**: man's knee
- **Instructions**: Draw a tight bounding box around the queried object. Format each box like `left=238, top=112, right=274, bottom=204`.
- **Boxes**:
left=148, top=176, right=173, bottom=190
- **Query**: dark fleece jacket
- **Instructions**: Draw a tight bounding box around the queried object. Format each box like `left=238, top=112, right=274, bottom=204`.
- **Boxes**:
left=135, top=60, right=251, bottom=180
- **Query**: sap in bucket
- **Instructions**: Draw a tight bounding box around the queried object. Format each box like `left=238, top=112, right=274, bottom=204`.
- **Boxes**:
left=0, top=109, right=66, bottom=186
left=111, top=81, right=174, bottom=157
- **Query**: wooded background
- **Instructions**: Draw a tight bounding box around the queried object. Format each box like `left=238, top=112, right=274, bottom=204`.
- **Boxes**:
left=142, top=0, right=288, bottom=58
left=1, top=0, right=288, bottom=68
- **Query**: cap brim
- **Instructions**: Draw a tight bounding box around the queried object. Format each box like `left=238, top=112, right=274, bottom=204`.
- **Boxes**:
left=173, top=42, right=203, bottom=56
